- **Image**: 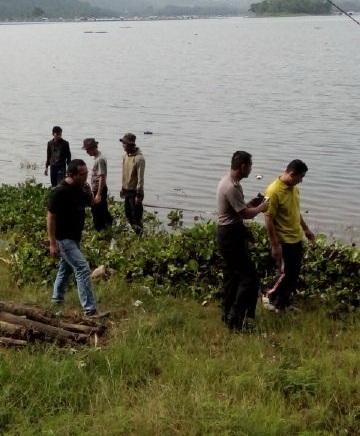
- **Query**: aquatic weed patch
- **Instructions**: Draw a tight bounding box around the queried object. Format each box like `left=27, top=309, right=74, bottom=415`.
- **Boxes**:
left=0, top=181, right=358, bottom=312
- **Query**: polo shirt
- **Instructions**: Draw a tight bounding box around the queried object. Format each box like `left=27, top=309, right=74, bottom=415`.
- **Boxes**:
left=265, top=176, right=303, bottom=243
left=217, top=172, right=246, bottom=226
left=91, top=152, right=107, bottom=192
left=48, top=181, right=91, bottom=242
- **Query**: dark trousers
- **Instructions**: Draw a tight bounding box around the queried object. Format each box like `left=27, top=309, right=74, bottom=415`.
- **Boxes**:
left=91, top=186, right=113, bottom=232
left=50, top=164, right=66, bottom=187
left=268, top=241, right=303, bottom=309
left=124, top=193, right=143, bottom=235
left=217, top=224, right=259, bottom=326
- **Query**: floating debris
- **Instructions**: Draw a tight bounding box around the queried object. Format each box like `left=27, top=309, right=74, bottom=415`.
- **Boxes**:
left=256, top=174, right=263, bottom=179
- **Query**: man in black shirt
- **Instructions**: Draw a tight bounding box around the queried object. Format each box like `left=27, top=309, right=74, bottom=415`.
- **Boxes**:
left=45, top=126, right=71, bottom=187
left=47, top=159, right=103, bottom=317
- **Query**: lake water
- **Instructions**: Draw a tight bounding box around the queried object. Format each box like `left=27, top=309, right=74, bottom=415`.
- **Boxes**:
left=0, top=16, right=359, bottom=243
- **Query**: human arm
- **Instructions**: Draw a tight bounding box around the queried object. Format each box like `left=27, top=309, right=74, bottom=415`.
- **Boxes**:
left=47, top=211, right=59, bottom=258
left=94, top=175, right=106, bottom=204
left=66, top=141, right=71, bottom=166
left=45, top=143, right=51, bottom=176
left=300, top=215, right=315, bottom=243
left=239, top=199, right=268, bottom=220
left=264, top=214, right=282, bottom=267
left=83, top=183, right=94, bottom=207
left=247, top=193, right=264, bottom=207
left=135, top=157, right=145, bottom=205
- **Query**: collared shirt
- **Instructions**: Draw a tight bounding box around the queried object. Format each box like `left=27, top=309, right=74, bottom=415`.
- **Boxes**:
left=217, top=172, right=246, bottom=226
left=91, top=152, right=107, bottom=192
left=122, top=148, right=145, bottom=194
left=265, top=176, right=303, bottom=243
left=48, top=181, right=91, bottom=242
left=46, top=138, right=71, bottom=167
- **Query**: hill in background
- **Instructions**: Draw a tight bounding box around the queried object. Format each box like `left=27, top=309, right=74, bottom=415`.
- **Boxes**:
left=86, top=0, right=360, bottom=15
left=0, top=0, right=359, bottom=20
left=0, top=0, right=112, bottom=20
left=85, top=0, right=251, bottom=15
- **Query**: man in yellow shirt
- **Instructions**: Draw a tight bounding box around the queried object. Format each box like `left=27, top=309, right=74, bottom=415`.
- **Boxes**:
left=264, top=159, right=315, bottom=311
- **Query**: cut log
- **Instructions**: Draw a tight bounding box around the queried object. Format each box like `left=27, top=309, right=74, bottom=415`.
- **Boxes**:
left=0, top=337, right=27, bottom=346
left=0, top=311, right=88, bottom=343
left=0, top=302, right=106, bottom=334
left=58, top=321, right=105, bottom=335
left=0, top=301, right=52, bottom=324
left=0, top=320, right=27, bottom=338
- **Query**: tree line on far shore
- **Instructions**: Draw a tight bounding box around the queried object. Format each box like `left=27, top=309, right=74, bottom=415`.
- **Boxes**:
left=1, top=0, right=359, bottom=20
left=249, top=0, right=332, bottom=16
left=0, top=0, right=108, bottom=20
left=0, top=0, right=244, bottom=20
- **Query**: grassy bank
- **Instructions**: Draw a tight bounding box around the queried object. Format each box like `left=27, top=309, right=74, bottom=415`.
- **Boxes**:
left=0, top=266, right=359, bottom=435
left=0, top=181, right=359, bottom=434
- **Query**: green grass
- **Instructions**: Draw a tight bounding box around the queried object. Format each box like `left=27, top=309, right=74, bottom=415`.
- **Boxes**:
left=0, top=263, right=359, bottom=436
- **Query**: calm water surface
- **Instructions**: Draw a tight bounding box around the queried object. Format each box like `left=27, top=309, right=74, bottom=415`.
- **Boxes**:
left=0, top=16, right=359, bottom=243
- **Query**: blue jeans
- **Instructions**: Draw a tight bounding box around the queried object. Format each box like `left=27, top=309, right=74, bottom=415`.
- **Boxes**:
left=52, top=239, right=96, bottom=315
left=50, top=164, right=66, bottom=187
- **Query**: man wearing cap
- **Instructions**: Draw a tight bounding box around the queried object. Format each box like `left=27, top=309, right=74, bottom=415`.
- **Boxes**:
left=83, top=138, right=113, bottom=232
left=119, top=133, right=145, bottom=235
left=45, top=126, right=71, bottom=187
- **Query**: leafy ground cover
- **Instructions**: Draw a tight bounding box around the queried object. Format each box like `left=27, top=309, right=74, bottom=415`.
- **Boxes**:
left=0, top=181, right=359, bottom=435
left=0, top=181, right=358, bottom=312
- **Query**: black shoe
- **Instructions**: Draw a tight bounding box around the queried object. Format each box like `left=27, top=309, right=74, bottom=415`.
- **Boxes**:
left=84, top=310, right=110, bottom=319
left=225, top=314, right=244, bottom=332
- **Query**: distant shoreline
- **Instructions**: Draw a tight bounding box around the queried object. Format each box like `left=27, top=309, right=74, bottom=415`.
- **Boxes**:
left=1, top=13, right=358, bottom=25
left=0, top=16, right=232, bottom=25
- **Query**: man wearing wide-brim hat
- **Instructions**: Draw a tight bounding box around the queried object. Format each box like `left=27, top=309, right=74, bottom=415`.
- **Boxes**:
left=119, top=133, right=145, bottom=235
left=83, top=137, right=113, bottom=232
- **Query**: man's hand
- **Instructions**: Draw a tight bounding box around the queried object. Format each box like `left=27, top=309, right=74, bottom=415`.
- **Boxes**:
left=94, top=194, right=102, bottom=204
left=304, top=228, right=315, bottom=244
left=247, top=194, right=264, bottom=207
left=49, top=241, right=59, bottom=258
left=257, top=199, right=269, bottom=213
left=135, top=196, right=143, bottom=205
left=44, top=168, right=48, bottom=176
left=271, top=243, right=283, bottom=268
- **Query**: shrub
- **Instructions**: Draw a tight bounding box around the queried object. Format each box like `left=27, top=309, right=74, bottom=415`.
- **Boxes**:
left=0, top=181, right=358, bottom=312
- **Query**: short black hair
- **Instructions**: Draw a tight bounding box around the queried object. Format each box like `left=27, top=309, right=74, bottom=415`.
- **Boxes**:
left=52, top=126, right=62, bottom=135
left=68, top=159, right=86, bottom=175
left=231, top=151, right=252, bottom=170
left=286, top=159, right=308, bottom=175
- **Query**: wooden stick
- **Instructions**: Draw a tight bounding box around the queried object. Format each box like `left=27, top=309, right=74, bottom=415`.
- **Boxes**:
left=0, top=301, right=52, bottom=324
left=0, top=320, right=26, bottom=337
left=0, top=312, right=88, bottom=343
left=59, top=321, right=105, bottom=335
left=0, top=337, right=27, bottom=346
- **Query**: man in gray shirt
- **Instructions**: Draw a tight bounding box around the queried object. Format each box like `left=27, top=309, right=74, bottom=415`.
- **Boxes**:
left=217, top=151, right=268, bottom=332
left=83, top=138, right=113, bottom=232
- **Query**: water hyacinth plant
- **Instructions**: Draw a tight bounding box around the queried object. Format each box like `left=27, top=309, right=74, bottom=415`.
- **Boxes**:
left=0, top=180, right=358, bottom=312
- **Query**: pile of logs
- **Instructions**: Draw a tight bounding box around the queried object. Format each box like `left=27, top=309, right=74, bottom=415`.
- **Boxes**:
left=0, top=301, right=107, bottom=347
